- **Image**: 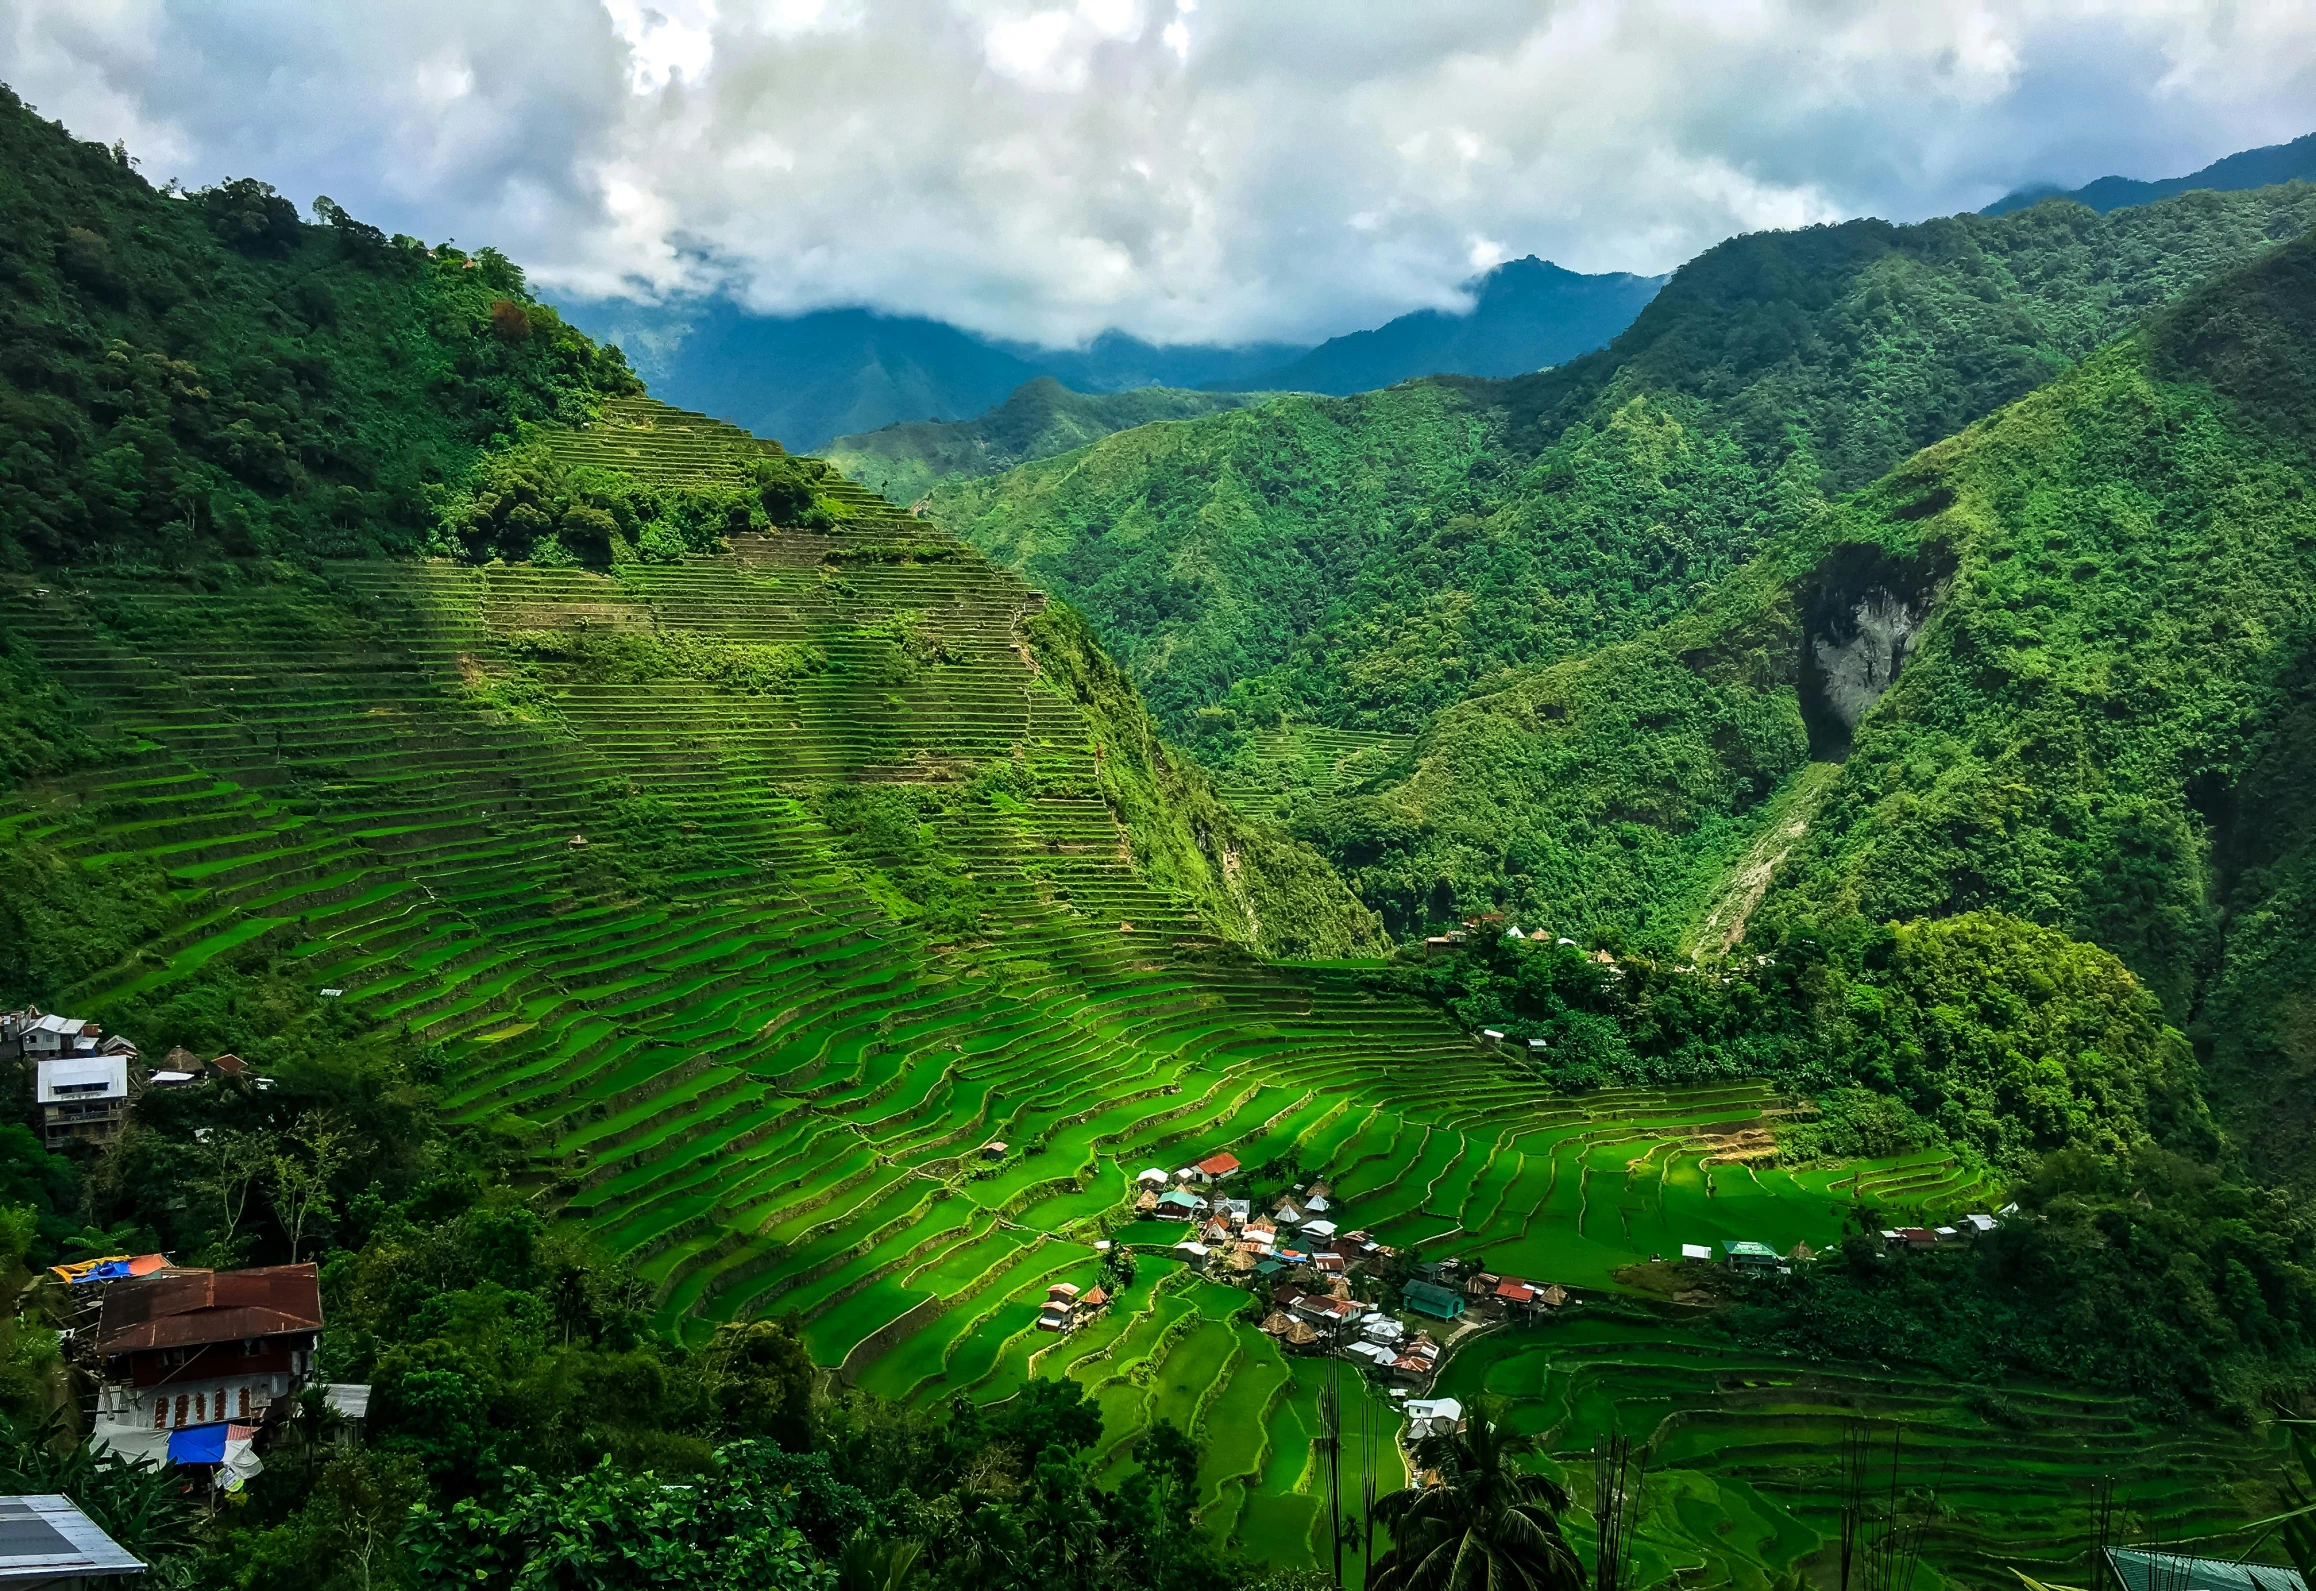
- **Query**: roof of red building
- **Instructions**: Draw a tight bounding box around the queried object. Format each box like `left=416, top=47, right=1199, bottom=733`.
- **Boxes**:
left=1194, top=1151, right=1240, bottom=1176
left=96, top=1264, right=323, bottom=1355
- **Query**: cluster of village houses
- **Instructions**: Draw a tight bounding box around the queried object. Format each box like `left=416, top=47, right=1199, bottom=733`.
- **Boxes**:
left=3, top=1006, right=258, bottom=1151
left=4, top=1009, right=351, bottom=1495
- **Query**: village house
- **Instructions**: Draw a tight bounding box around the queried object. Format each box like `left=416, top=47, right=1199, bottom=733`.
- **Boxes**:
left=1402, top=1278, right=1466, bottom=1322
left=36, top=1054, right=132, bottom=1149
left=1038, top=1282, right=1082, bottom=1332
left=1153, top=1189, right=1205, bottom=1221
left=3, top=1010, right=124, bottom=1063
left=1136, top=1167, right=1171, bottom=1190
left=1290, top=1294, right=1362, bottom=1338
left=1723, top=1240, right=1781, bottom=1271
left=86, top=1264, right=324, bottom=1468
left=1192, top=1151, right=1240, bottom=1183
left=1404, top=1397, right=1462, bottom=1440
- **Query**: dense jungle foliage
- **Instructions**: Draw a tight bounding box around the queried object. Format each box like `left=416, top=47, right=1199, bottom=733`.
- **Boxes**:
left=432, top=438, right=839, bottom=566
left=935, top=183, right=2316, bottom=741
left=1406, top=912, right=2209, bottom=1172
left=0, top=83, right=639, bottom=568
left=1718, top=1145, right=2316, bottom=1423
left=827, top=377, right=1261, bottom=507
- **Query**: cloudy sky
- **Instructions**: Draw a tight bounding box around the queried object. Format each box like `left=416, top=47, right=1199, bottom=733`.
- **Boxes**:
left=7, top=1, right=2313, bottom=346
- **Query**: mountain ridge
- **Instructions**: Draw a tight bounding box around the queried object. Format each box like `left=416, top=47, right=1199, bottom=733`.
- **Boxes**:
left=1215, top=255, right=1667, bottom=396
left=1983, top=128, right=2316, bottom=216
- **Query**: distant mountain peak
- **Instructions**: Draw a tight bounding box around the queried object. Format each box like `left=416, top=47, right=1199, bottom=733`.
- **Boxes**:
left=1983, top=129, right=2316, bottom=217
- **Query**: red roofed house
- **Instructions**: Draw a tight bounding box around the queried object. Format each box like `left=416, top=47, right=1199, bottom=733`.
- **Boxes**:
left=87, top=1264, right=323, bottom=1465
left=1193, top=1151, right=1240, bottom=1182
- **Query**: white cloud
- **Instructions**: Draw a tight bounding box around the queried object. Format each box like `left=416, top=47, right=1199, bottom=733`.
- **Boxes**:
left=3, top=0, right=2312, bottom=345
left=604, top=0, right=722, bottom=93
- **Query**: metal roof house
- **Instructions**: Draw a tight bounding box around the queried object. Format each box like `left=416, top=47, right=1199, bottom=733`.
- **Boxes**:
left=2106, top=1549, right=2306, bottom=1591
left=0, top=1494, right=144, bottom=1583
left=88, top=1264, right=324, bottom=1469
left=35, top=1055, right=130, bottom=1149
left=1402, top=1279, right=1466, bottom=1321
left=1722, top=1240, right=1780, bottom=1270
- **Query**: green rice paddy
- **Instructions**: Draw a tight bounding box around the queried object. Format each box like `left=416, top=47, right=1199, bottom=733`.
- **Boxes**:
left=2, top=399, right=2282, bottom=1582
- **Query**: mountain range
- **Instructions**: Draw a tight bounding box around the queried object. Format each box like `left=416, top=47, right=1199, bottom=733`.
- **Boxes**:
left=553, top=252, right=1662, bottom=452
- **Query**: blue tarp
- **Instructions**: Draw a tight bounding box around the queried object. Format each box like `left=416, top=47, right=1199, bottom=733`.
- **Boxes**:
left=168, top=1424, right=230, bottom=1465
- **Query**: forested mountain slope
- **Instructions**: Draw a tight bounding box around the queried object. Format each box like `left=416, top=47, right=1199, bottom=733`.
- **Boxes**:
left=933, top=184, right=2316, bottom=741
left=1342, top=230, right=2316, bottom=1179
left=0, top=86, right=638, bottom=571
left=825, top=378, right=1263, bottom=506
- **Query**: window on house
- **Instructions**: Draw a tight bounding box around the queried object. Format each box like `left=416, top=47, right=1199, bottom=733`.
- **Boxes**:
left=238, top=1387, right=251, bottom=1418
left=241, top=1338, right=261, bottom=1356
left=193, top=1393, right=205, bottom=1423
left=174, top=1395, right=188, bottom=1428
left=152, top=1399, right=166, bottom=1431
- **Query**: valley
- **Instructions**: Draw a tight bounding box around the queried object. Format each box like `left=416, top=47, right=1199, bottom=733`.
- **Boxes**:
left=4, top=73, right=2315, bottom=1591
left=4, top=402, right=2116, bottom=1585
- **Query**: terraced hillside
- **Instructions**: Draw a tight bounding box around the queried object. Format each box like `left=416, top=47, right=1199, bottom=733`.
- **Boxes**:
left=0, top=405, right=2233, bottom=1581
left=1209, top=725, right=1415, bottom=823
left=1438, top=1316, right=2291, bottom=1589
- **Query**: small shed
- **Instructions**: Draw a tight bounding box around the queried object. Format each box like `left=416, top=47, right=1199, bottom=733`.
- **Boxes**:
left=1679, top=1243, right=1713, bottom=1262
left=1136, top=1167, right=1171, bottom=1189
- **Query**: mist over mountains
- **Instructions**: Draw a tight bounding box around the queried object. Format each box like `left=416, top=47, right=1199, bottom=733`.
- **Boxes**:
left=554, top=254, right=1663, bottom=452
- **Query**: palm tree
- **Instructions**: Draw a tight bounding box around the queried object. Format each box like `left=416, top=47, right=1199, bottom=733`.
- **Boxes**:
left=1369, top=1396, right=1588, bottom=1591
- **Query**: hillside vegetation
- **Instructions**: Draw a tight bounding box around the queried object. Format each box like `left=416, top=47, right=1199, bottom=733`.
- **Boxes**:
left=827, top=377, right=1263, bottom=506
left=1347, top=229, right=2316, bottom=1184
left=0, top=86, right=637, bottom=568
left=934, top=184, right=2316, bottom=743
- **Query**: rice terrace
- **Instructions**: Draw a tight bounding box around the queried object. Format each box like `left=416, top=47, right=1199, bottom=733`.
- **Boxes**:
left=6, top=393, right=2288, bottom=1585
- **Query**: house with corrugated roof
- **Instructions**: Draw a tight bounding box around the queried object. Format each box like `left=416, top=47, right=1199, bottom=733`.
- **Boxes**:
left=87, top=1263, right=323, bottom=1467
left=1402, top=1278, right=1466, bottom=1321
